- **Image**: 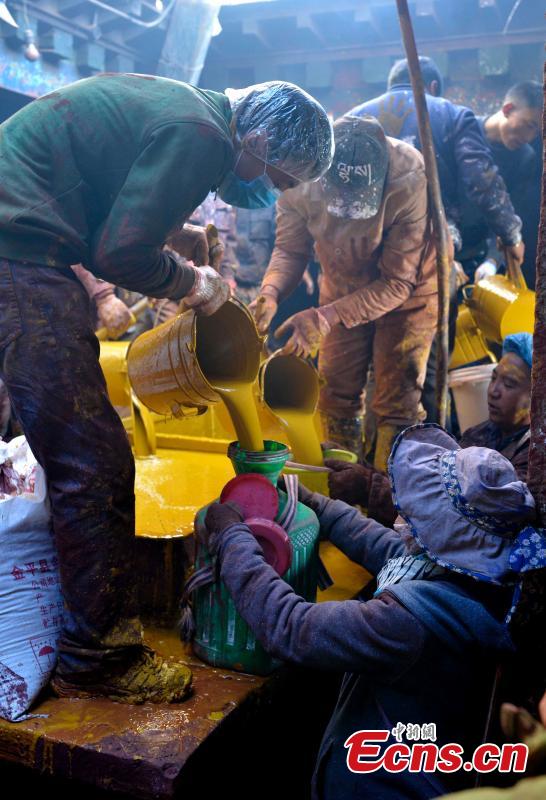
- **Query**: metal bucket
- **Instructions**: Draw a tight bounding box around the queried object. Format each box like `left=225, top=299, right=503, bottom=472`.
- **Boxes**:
left=259, top=354, right=323, bottom=464
left=449, top=305, right=496, bottom=370
left=127, top=298, right=262, bottom=417
left=465, top=276, right=535, bottom=344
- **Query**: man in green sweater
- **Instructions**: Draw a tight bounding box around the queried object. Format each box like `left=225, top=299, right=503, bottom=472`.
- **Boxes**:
left=0, top=73, right=333, bottom=703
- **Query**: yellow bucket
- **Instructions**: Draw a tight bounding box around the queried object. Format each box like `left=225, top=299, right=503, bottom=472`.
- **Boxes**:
left=465, top=276, right=535, bottom=344
left=449, top=305, right=496, bottom=369
left=100, top=340, right=132, bottom=407
left=127, top=299, right=262, bottom=417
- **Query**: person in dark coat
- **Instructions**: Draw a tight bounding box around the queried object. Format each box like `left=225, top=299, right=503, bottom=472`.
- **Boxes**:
left=349, top=57, right=523, bottom=268
left=0, top=74, right=333, bottom=703
left=460, top=81, right=543, bottom=289
left=203, top=423, right=545, bottom=799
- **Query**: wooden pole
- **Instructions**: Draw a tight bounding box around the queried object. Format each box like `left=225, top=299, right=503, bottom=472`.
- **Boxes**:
left=509, top=68, right=546, bottom=684
left=527, top=66, right=546, bottom=520
left=395, top=0, right=451, bottom=427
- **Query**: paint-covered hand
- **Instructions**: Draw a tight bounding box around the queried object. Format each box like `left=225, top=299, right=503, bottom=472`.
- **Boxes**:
left=169, top=223, right=210, bottom=266
left=96, top=294, right=135, bottom=339
left=276, top=306, right=337, bottom=358
left=249, top=289, right=278, bottom=335
left=149, top=298, right=180, bottom=326
left=184, top=266, right=231, bottom=316
left=203, top=501, right=244, bottom=555
left=324, top=460, right=374, bottom=506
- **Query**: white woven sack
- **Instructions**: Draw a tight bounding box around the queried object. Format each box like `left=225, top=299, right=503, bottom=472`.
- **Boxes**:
left=0, top=436, right=61, bottom=721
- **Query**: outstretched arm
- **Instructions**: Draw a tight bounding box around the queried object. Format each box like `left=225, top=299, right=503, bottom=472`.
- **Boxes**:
left=218, top=523, right=425, bottom=674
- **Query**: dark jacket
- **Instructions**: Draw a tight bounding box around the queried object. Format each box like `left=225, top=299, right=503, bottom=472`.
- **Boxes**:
left=458, top=117, right=539, bottom=285
left=0, top=74, right=234, bottom=299
left=349, top=86, right=521, bottom=247
left=218, top=496, right=514, bottom=800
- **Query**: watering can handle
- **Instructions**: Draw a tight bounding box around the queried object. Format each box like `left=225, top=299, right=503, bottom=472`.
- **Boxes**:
left=503, top=245, right=527, bottom=291
left=461, top=284, right=474, bottom=305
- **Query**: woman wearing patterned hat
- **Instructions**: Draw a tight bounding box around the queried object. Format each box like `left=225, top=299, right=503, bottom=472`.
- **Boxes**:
left=202, top=423, right=545, bottom=799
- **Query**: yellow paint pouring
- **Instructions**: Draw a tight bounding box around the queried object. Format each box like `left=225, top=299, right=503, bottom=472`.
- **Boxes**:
left=196, top=300, right=265, bottom=452
left=209, top=380, right=264, bottom=452
left=261, top=354, right=324, bottom=466
left=270, top=407, right=323, bottom=466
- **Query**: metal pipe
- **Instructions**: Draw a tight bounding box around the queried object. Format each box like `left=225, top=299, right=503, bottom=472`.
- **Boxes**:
left=86, top=0, right=177, bottom=28
left=395, top=0, right=452, bottom=427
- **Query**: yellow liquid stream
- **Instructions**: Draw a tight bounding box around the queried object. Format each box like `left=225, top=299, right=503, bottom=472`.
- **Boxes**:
left=212, top=380, right=264, bottom=452
left=270, top=406, right=323, bottom=466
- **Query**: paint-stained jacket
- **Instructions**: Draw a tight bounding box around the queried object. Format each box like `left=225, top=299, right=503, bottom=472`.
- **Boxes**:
left=262, top=137, right=437, bottom=329
left=0, top=74, right=235, bottom=299
left=458, top=117, right=537, bottom=265
left=350, top=86, right=522, bottom=246
left=234, top=206, right=276, bottom=286
left=217, top=497, right=514, bottom=799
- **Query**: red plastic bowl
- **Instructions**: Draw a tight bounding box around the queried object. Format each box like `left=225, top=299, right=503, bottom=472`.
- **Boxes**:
left=220, top=473, right=279, bottom=521
left=245, top=517, right=293, bottom=576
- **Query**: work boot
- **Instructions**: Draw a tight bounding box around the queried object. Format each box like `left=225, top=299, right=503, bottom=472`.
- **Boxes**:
left=321, top=414, right=364, bottom=461
left=51, top=645, right=192, bottom=704
left=373, top=424, right=406, bottom=472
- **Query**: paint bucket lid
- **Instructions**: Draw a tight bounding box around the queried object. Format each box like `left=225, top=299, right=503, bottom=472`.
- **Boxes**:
left=220, top=473, right=279, bottom=521
left=245, top=517, right=293, bottom=576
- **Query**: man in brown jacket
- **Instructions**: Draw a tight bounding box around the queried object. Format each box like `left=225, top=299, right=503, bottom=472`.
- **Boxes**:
left=252, top=115, right=440, bottom=467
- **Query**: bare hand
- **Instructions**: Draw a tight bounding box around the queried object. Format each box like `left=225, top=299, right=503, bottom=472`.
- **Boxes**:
left=497, top=235, right=525, bottom=270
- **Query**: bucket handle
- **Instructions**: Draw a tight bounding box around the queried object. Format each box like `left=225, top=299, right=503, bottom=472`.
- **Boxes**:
left=461, top=284, right=474, bottom=305
left=279, top=473, right=333, bottom=591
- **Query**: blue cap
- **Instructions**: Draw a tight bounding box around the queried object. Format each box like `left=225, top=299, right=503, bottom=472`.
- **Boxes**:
left=502, top=333, right=533, bottom=370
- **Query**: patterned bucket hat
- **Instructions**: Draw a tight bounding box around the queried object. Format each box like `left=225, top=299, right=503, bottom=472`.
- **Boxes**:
left=387, top=424, right=544, bottom=585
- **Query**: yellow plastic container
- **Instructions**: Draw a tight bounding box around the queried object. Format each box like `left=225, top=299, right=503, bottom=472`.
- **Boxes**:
left=465, top=276, right=535, bottom=345
left=449, top=305, right=496, bottom=369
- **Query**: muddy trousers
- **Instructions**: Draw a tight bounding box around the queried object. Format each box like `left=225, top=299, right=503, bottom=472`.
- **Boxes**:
left=0, top=260, right=143, bottom=680
left=318, top=294, right=438, bottom=426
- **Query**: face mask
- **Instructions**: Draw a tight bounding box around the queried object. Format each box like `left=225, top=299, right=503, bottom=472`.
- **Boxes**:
left=218, top=169, right=281, bottom=209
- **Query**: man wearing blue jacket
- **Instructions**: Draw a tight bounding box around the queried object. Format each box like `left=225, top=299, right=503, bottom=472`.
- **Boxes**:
left=349, top=57, right=523, bottom=265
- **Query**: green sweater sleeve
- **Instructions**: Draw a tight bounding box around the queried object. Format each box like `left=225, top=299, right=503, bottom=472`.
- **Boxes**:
left=91, top=120, right=233, bottom=299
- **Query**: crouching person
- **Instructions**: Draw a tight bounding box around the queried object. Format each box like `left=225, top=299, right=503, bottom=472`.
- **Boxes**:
left=203, top=424, right=545, bottom=799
